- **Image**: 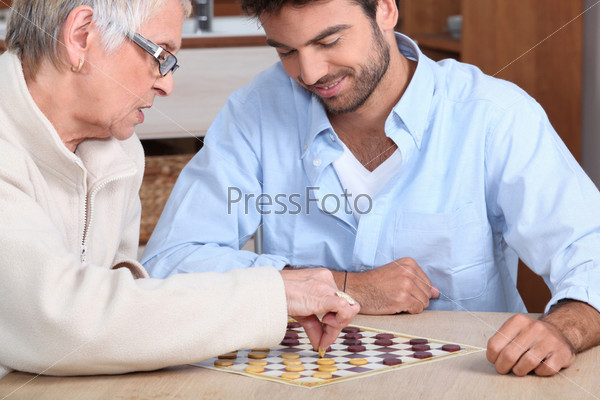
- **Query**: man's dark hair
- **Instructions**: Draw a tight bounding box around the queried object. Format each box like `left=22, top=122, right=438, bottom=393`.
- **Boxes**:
left=240, top=0, right=379, bottom=21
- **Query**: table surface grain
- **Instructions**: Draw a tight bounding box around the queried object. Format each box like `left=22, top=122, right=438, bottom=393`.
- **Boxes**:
left=0, top=311, right=598, bottom=400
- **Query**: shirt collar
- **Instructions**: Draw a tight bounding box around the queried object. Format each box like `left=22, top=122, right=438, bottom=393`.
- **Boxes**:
left=300, top=32, right=436, bottom=156
left=301, top=93, right=333, bottom=159
left=387, top=33, right=436, bottom=150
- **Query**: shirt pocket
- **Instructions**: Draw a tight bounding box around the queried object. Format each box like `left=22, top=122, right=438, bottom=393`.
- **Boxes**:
left=393, top=203, right=490, bottom=301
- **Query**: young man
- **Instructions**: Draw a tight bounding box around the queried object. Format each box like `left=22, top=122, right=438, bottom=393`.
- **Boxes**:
left=143, top=0, right=600, bottom=376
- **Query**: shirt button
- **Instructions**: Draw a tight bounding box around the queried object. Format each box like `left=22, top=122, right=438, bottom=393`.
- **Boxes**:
left=313, top=158, right=322, bottom=167
left=329, top=133, right=336, bottom=141
left=359, top=266, right=367, bottom=272
left=303, top=144, right=308, bottom=151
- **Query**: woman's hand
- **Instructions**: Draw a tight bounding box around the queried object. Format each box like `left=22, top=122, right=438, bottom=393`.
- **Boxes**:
left=280, top=268, right=360, bottom=352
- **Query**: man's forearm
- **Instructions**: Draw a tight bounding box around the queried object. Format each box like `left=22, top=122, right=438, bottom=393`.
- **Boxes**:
left=330, top=270, right=347, bottom=292
left=542, top=299, right=600, bottom=352
left=284, top=265, right=347, bottom=291
left=285, top=258, right=439, bottom=315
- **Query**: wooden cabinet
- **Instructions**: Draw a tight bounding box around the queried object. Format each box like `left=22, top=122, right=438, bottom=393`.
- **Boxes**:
left=462, top=0, right=582, bottom=160
left=398, top=0, right=461, bottom=60
left=0, top=2, right=8, bottom=52
left=399, top=0, right=582, bottom=159
left=0, top=1, right=238, bottom=12
left=399, top=0, right=584, bottom=312
left=0, top=1, right=235, bottom=13
left=214, top=0, right=243, bottom=16
left=0, top=1, right=239, bottom=13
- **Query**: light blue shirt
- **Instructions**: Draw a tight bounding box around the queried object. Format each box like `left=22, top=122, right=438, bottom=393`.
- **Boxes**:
left=143, top=34, right=600, bottom=314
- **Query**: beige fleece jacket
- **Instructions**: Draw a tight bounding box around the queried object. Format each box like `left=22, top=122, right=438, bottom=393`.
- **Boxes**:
left=0, top=51, right=287, bottom=379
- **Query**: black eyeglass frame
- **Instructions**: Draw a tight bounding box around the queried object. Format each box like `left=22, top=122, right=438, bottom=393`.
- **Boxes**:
left=130, top=32, right=179, bottom=76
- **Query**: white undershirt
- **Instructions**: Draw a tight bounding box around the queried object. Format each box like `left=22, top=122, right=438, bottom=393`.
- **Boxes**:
left=333, top=140, right=402, bottom=222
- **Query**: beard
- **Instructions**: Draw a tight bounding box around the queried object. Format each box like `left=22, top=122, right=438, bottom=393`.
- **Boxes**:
left=313, top=24, right=390, bottom=115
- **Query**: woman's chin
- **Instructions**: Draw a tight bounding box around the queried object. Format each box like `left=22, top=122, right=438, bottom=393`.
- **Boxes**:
left=112, top=127, right=137, bottom=141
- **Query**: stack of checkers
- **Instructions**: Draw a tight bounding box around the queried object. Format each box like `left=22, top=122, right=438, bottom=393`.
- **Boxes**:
left=195, top=321, right=482, bottom=388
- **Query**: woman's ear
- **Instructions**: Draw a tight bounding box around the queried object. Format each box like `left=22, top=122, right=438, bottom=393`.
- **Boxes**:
left=61, top=6, right=95, bottom=70
left=376, top=0, right=399, bottom=32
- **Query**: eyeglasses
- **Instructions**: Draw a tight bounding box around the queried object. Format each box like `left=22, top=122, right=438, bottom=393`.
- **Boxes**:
left=130, top=32, right=179, bottom=76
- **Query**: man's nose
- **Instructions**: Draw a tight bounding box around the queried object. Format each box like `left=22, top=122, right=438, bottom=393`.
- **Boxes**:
left=298, top=50, right=328, bottom=86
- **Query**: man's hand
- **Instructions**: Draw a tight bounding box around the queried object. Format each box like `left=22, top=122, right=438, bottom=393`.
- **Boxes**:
left=486, top=314, right=575, bottom=376
left=487, top=301, right=600, bottom=376
left=338, top=258, right=439, bottom=315
left=280, top=268, right=360, bottom=351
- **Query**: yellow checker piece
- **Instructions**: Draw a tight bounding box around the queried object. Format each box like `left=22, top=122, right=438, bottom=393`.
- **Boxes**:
left=318, top=365, right=338, bottom=372
left=312, top=371, right=332, bottom=379
left=248, top=359, right=267, bottom=366
left=245, top=365, right=264, bottom=373
left=318, top=347, right=326, bottom=358
left=217, top=352, right=237, bottom=360
left=285, top=364, right=305, bottom=372
left=247, top=352, right=267, bottom=359
left=349, top=358, right=368, bottom=366
left=316, top=358, right=335, bottom=365
left=214, top=360, right=233, bottom=368
left=281, top=372, right=301, bottom=380
left=251, top=348, right=270, bottom=353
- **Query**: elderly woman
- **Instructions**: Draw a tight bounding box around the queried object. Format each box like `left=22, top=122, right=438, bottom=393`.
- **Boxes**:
left=0, top=0, right=358, bottom=378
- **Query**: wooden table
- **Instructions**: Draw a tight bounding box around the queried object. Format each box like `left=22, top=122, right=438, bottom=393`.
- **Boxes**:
left=0, top=311, right=598, bottom=399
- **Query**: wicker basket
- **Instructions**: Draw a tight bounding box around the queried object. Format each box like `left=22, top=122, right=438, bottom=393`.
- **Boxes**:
left=139, top=154, right=194, bottom=244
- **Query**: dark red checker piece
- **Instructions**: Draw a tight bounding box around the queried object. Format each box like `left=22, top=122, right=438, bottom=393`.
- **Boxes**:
left=284, top=331, right=299, bottom=339
left=347, top=345, right=367, bottom=353
left=344, top=332, right=363, bottom=340
left=413, top=351, right=433, bottom=359
left=343, top=339, right=362, bottom=346
left=374, top=338, right=394, bottom=346
left=442, top=344, right=461, bottom=352
left=281, top=338, right=300, bottom=346
left=315, top=346, right=332, bottom=352
left=409, top=338, right=428, bottom=345
left=375, top=333, right=395, bottom=340
left=287, top=322, right=302, bottom=329
left=411, top=344, right=431, bottom=352
left=342, top=326, right=361, bottom=334
left=382, top=357, right=402, bottom=366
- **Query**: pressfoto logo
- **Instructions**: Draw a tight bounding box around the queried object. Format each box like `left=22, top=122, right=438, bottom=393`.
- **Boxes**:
left=228, top=187, right=373, bottom=215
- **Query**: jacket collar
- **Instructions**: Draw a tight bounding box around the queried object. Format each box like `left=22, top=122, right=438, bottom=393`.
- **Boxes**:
left=0, top=51, right=138, bottom=183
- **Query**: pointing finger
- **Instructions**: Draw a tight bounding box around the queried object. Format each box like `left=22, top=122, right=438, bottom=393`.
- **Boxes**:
left=294, top=315, right=323, bottom=351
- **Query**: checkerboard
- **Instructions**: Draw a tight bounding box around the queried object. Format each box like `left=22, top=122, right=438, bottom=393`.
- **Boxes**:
left=193, top=322, right=484, bottom=388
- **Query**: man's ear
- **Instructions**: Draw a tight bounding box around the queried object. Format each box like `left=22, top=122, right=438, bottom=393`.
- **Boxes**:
left=376, top=0, right=399, bottom=32
left=61, top=6, right=95, bottom=70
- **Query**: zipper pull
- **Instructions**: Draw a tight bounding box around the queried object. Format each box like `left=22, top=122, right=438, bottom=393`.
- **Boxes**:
left=80, top=244, right=87, bottom=265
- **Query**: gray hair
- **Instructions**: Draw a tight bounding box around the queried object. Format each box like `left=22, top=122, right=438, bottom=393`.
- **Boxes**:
left=6, top=0, right=192, bottom=75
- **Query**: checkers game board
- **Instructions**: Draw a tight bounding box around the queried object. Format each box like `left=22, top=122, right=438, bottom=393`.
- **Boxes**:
left=193, top=321, right=484, bottom=388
